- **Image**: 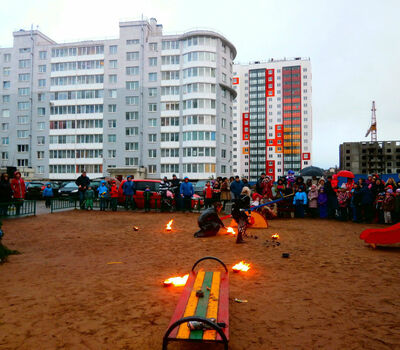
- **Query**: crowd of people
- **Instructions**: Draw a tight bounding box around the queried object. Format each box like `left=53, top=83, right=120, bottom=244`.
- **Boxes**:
left=1, top=170, right=400, bottom=226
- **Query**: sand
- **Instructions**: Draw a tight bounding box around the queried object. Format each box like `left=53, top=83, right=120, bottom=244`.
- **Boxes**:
left=0, top=211, right=399, bottom=350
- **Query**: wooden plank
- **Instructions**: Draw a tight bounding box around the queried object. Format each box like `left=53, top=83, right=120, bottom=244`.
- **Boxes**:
left=167, top=271, right=197, bottom=339
left=202, top=271, right=221, bottom=340
left=216, top=272, right=229, bottom=341
left=189, top=271, right=214, bottom=340
left=176, top=270, right=205, bottom=339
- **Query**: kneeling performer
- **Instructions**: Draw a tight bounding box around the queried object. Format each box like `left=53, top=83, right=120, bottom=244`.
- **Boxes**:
left=194, top=202, right=225, bottom=238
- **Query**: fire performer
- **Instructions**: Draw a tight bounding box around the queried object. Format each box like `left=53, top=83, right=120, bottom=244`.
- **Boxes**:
left=194, top=202, right=225, bottom=238
left=231, top=187, right=251, bottom=243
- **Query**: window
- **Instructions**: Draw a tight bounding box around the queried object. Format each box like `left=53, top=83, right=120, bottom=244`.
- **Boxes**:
left=19, top=73, right=30, bottom=82
left=18, top=116, right=28, bottom=124
left=149, top=57, right=157, bottom=66
left=17, top=159, right=29, bottom=167
left=1, top=152, right=8, bottom=160
left=125, top=127, right=139, bottom=136
left=126, top=81, right=139, bottom=90
left=4, top=53, right=11, bottom=62
left=161, top=55, right=180, bottom=65
left=109, top=74, right=117, bottom=83
left=126, top=96, right=139, bottom=105
left=17, top=144, right=29, bottom=153
left=37, top=122, right=45, bottom=130
left=148, top=87, right=157, bottom=97
left=2, top=137, right=9, bottom=145
left=3, top=67, right=10, bottom=76
left=222, top=57, right=226, bottom=67
left=148, top=165, right=156, bottom=174
left=3, top=81, right=10, bottom=89
left=1, top=123, right=9, bottom=131
left=108, top=150, right=116, bottom=158
left=125, top=157, right=139, bottom=166
left=148, top=103, right=157, bottom=112
left=126, top=111, right=138, bottom=120
left=19, top=59, right=31, bottom=69
left=148, top=134, right=157, bottom=142
left=221, top=165, right=226, bottom=173
left=221, top=149, right=226, bottom=158
left=127, top=39, right=140, bottom=45
left=109, top=45, right=117, bottom=54
left=2, top=95, right=10, bottom=103
left=108, top=134, right=116, bottom=142
left=18, top=102, right=30, bottom=111
left=2, top=109, right=10, bottom=118
left=37, top=107, right=46, bottom=116
left=36, top=166, right=44, bottom=174
left=125, top=142, right=139, bottom=151
left=108, top=89, right=117, bottom=98
left=127, top=51, right=139, bottom=61
left=18, top=87, right=30, bottom=96
left=108, top=104, right=116, bottom=113
left=39, top=51, right=47, bottom=60
left=126, top=66, right=139, bottom=75
left=17, top=130, right=29, bottom=138
left=37, top=151, right=45, bottom=159
left=38, top=93, right=45, bottom=102
left=38, top=79, right=46, bottom=87
left=148, top=72, right=157, bottom=82
left=149, top=42, right=158, bottom=51
left=148, top=149, right=157, bottom=158
left=149, top=119, right=157, bottom=127
left=109, top=60, right=117, bottom=69
left=162, top=40, right=180, bottom=50
left=222, top=73, right=227, bottom=83
left=37, top=136, right=45, bottom=145
left=108, top=120, right=116, bottom=128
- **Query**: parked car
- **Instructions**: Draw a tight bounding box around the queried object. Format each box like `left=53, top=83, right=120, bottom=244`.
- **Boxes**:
left=194, top=180, right=208, bottom=197
left=58, top=182, right=79, bottom=198
left=25, top=182, right=45, bottom=199
left=118, top=179, right=203, bottom=209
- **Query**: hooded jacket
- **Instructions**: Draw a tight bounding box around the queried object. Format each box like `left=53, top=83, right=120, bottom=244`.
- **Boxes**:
left=122, top=179, right=136, bottom=196
left=42, top=184, right=54, bottom=198
left=0, top=174, right=13, bottom=202
left=293, top=191, right=307, bottom=205
left=180, top=180, right=194, bottom=197
left=97, top=181, right=109, bottom=198
left=110, top=183, right=119, bottom=198
left=10, top=174, right=26, bottom=199
left=308, top=188, right=319, bottom=208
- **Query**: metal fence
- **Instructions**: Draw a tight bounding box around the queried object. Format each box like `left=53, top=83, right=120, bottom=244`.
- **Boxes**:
left=50, top=198, right=77, bottom=213
left=0, top=200, right=36, bottom=218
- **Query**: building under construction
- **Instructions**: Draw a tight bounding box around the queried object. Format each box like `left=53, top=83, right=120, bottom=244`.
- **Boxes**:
left=339, top=141, right=400, bottom=175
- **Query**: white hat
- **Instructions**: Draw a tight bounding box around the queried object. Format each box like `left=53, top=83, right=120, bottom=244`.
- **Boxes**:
left=341, top=183, right=347, bottom=189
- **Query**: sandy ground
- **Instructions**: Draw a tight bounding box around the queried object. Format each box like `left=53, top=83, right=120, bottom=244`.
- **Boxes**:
left=0, top=211, right=399, bottom=350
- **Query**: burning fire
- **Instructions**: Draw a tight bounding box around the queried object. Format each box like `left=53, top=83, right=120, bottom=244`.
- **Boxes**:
left=271, top=233, right=280, bottom=240
left=163, top=274, right=189, bottom=287
left=226, top=227, right=236, bottom=235
left=232, top=261, right=251, bottom=273
left=166, top=219, right=173, bottom=231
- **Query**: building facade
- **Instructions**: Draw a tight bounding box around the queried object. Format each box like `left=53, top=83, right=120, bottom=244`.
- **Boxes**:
left=232, top=58, right=312, bottom=181
left=0, top=18, right=236, bottom=180
left=339, top=141, right=400, bottom=174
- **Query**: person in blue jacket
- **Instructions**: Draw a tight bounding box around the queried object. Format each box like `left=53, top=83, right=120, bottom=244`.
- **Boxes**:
left=122, top=175, right=136, bottom=210
left=180, top=177, right=194, bottom=212
left=230, top=176, right=244, bottom=200
left=293, top=187, right=307, bottom=218
left=97, top=180, right=109, bottom=211
left=42, top=183, right=54, bottom=208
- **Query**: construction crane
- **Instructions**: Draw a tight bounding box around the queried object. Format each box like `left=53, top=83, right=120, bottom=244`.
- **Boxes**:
left=365, top=101, right=377, bottom=141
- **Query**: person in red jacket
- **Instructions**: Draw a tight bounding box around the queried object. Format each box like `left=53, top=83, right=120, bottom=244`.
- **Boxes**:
left=203, top=181, right=213, bottom=208
left=10, top=171, right=26, bottom=215
left=109, top=180, right=119, bottom=212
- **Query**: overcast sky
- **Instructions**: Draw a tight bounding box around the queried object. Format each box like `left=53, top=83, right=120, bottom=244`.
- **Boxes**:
left=1, top=0, right=399, bottom=169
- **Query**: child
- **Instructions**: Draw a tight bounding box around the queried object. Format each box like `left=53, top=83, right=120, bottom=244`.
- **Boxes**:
left=203, top=181, right=213, bottom=209
left=307, top=184, right=319, bottom=218
left=85, top=186, right=95, bottom=210
left=293, top=188, right=307, bottom=218
left=109, top=180, right=119, bottom=212
left=376, top=192, right=385, bottom=224
left=382, top=189, right=395, bottom=224
left=97, top=180, right=109, bottom=211
left=143, top=185, right=152, bottom=212
left=42, top=183, right=53, bottom=208
left=318, top=187, right=328, bottom=218
left=337, top=184, right=350, bottom=221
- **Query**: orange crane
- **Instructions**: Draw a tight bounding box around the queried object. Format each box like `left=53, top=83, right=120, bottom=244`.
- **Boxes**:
left=365, top=101, right=377, bottom=141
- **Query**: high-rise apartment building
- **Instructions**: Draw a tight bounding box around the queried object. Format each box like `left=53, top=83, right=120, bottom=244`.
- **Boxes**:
left=232, top=58, right=312, bottom=181
left=0, top=18, right=236, bottom=179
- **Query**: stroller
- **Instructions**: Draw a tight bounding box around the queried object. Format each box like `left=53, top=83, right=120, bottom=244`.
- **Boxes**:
left=160, top=189, right=174, bottom=212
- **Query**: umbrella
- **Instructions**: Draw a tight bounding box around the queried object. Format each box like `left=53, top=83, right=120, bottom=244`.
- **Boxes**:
left=300, top=166, right=324, bottom=177
left=337, top=170, right=354, bottom=179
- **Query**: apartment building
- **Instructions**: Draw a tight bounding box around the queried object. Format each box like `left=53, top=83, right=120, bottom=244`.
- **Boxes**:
left=232, top=58, right=312, bottom=181
left=0, top=18, right=236, bottom=180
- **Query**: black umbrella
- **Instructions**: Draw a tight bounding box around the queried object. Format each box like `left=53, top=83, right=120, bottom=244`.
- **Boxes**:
left=300, top=166, right=324, bottom=177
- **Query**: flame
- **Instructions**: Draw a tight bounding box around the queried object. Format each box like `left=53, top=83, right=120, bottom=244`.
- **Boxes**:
left=166, top=219, right=173, bottom=231
left=226, top=227, right=236, bottom=235
left=232, top=261, right=251, bottom=272
left=163, top=274, right=189, bottom=287
left=271, top=233, right=280, bottom=240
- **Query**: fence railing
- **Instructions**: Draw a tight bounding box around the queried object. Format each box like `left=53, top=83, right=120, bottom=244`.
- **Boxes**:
left=50, top=198, right=77, bottom=213
left=0, top=200, right=36, bottom=218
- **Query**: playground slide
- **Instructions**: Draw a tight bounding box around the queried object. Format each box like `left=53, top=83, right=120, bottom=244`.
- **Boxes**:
left=360, top=223, right=400, bottom=245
